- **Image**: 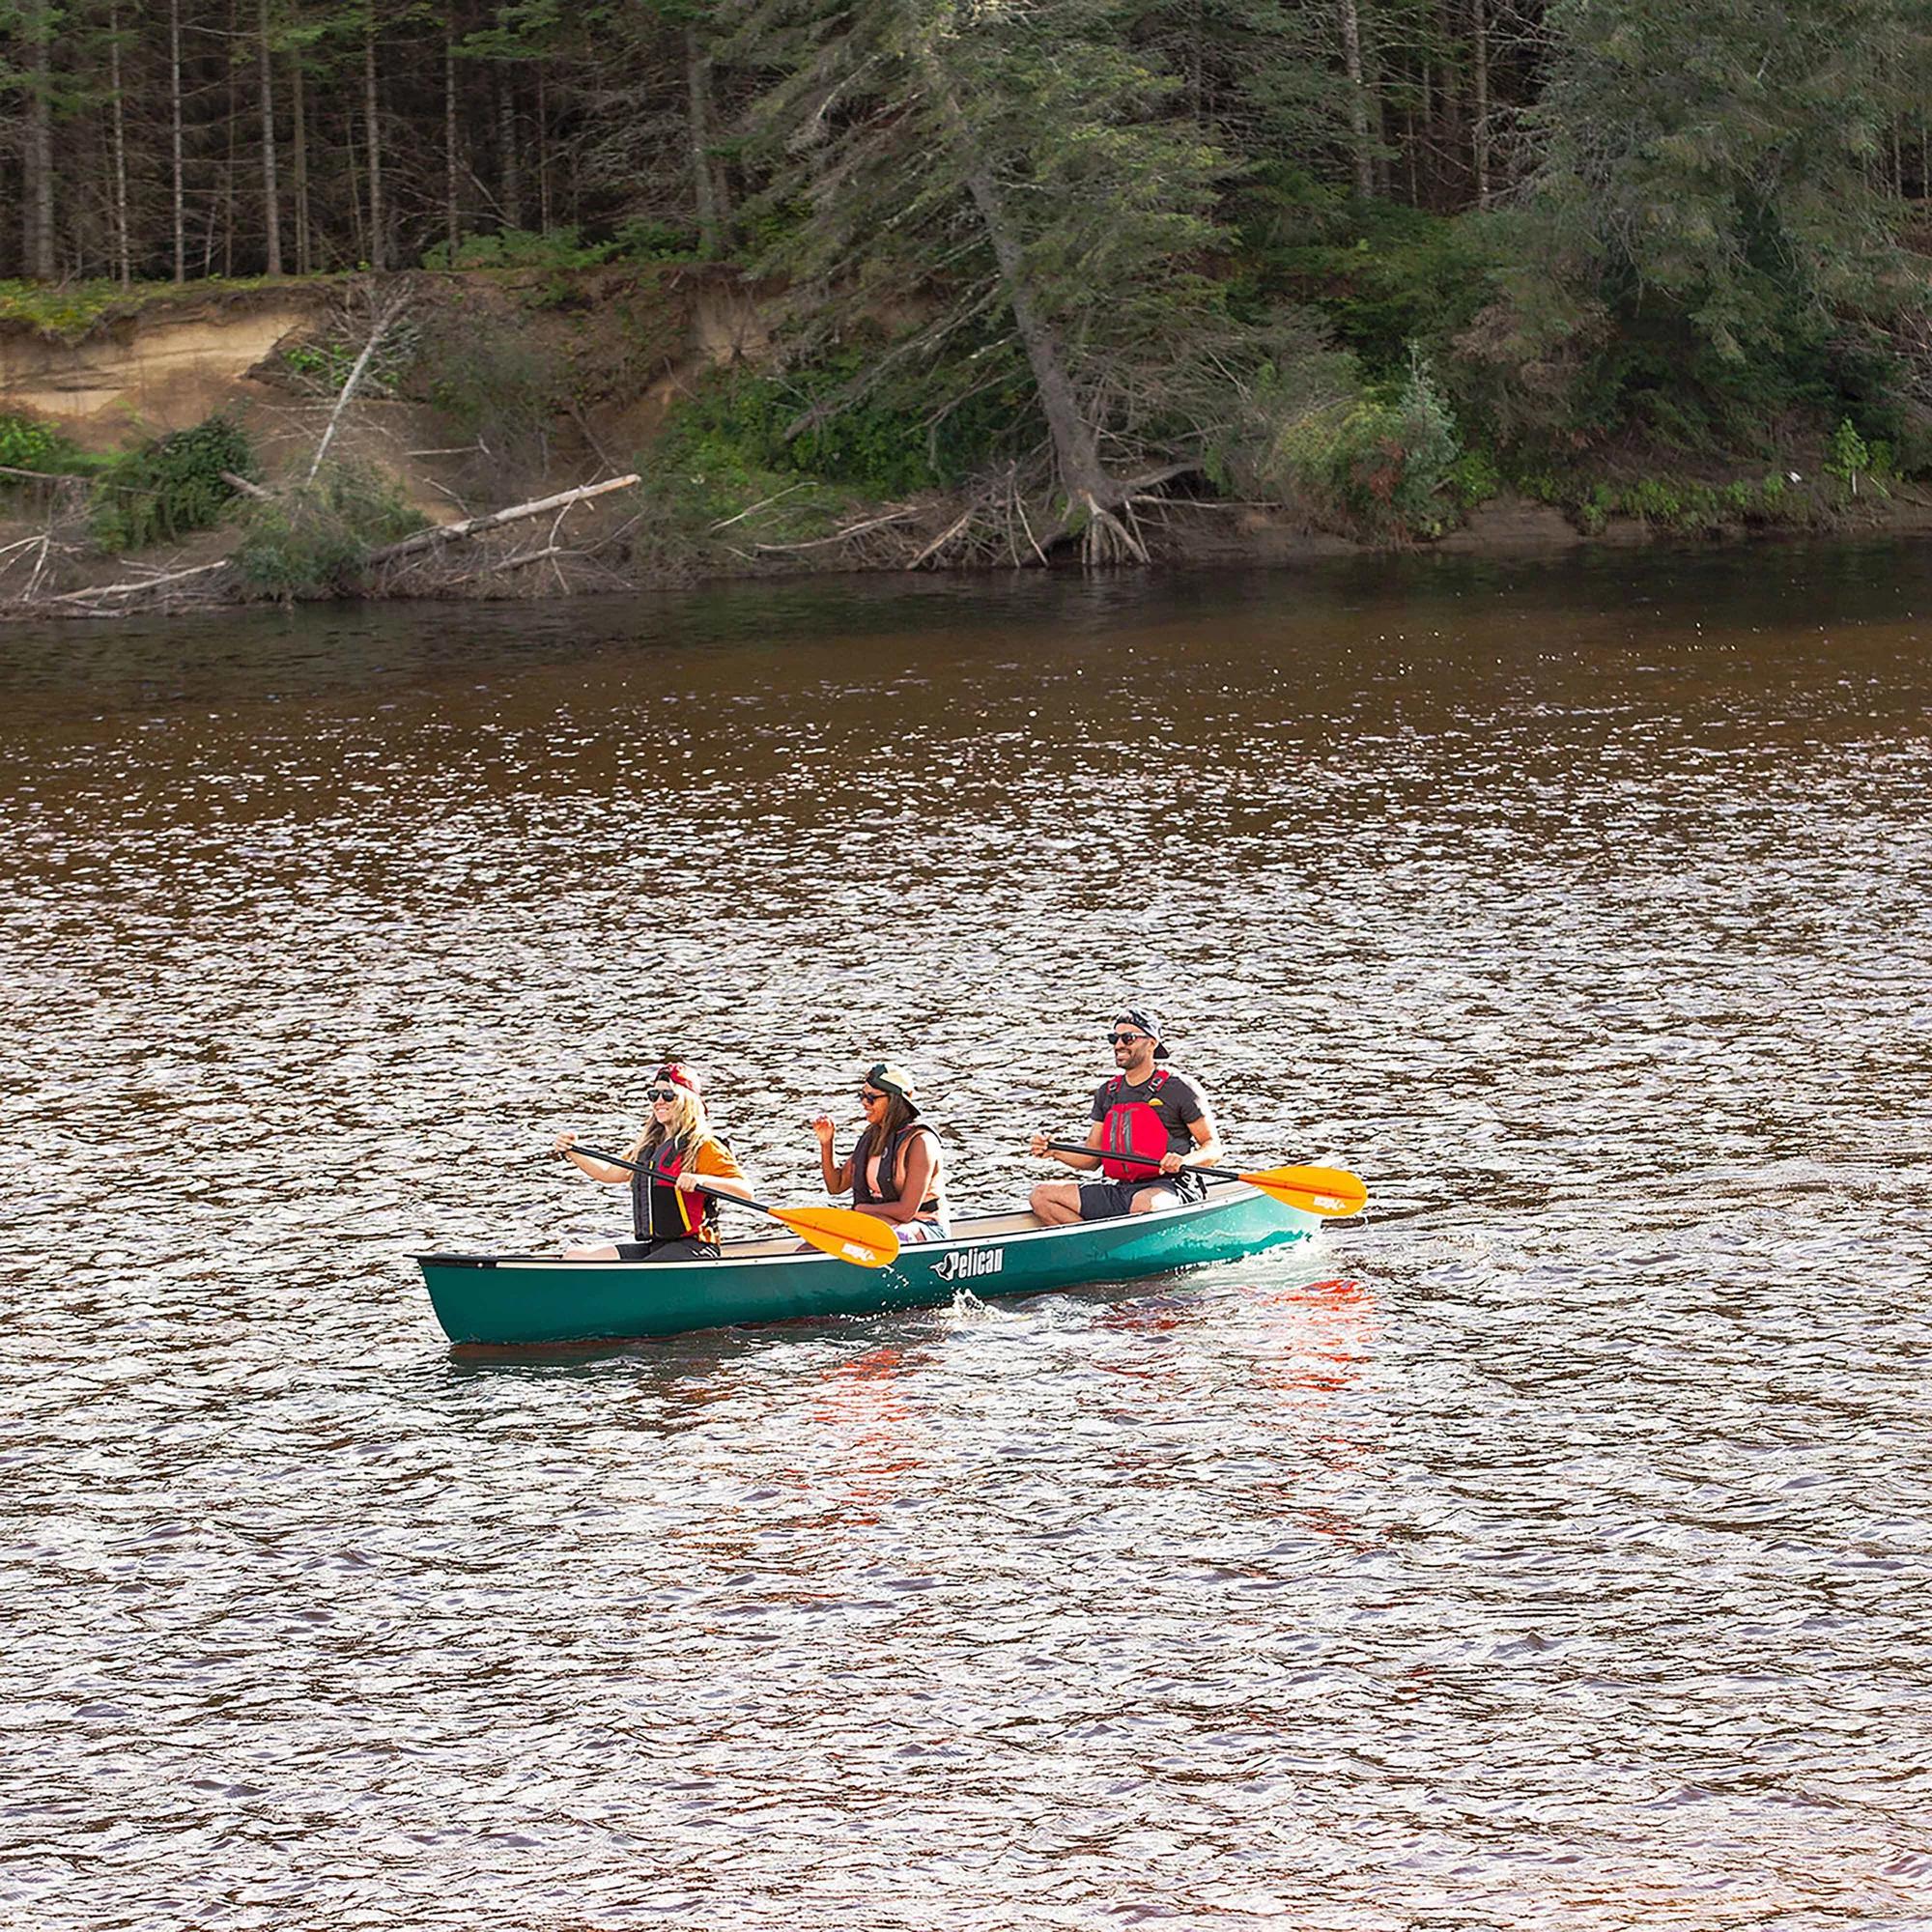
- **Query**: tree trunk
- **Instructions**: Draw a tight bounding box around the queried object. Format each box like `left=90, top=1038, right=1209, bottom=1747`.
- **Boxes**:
left=498, top=68, right=523, bottom=230
left=259, top=0, right=283, bottom=273
left=445, top=21, right=462, bottom=261
left=963, top=159, right=1108, bottom=498
left=1419, top=60, right=1434, bottom=205
left=364, top=14, right=385, bottom=269
left=23, top=0, right=57, bottom=280
left=171, top=0, right=187, bottom=282
left=223, top=0, right=240, bottom=277
left=1186, top=0, right=1203, bottom=124
left=685, top=24, right=721, bottom=257
left=1338, top=0, right=1375, bottom=200
left=1432, top=0, right=1461, bottom=202
left=346, top=84, right=365, bottom=263
left=109, top=0, right=133, bottom=286
left=913, top=43, right=1135, bottom=558
left=537, top=60, right=552, bottom=232
left=1471, top=0, right=1490, bottom=206
left=291, top=48, right=311, bottom=271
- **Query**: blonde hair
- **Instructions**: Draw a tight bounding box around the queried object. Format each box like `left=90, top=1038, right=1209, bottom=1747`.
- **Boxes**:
left=625, top=1078, right=711, bottom=1169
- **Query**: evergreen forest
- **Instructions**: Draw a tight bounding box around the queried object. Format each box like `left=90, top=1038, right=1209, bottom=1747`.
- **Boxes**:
left=5, top=0, right=1932, bottom=573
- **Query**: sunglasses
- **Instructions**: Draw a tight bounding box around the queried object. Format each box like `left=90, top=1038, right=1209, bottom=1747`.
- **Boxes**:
left=645, top=1085, right=681, bottom=1102
left=1106, top=1031, right=1151, bottom=1046
left=858, top=1089, right=887, bottom=1104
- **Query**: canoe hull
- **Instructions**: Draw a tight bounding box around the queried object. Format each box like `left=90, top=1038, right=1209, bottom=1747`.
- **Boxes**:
left=417, top=1182, right=1319, bottom=1346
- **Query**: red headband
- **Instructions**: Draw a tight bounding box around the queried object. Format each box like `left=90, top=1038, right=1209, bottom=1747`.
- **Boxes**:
left=654, top=1063, right=700, bottom=1096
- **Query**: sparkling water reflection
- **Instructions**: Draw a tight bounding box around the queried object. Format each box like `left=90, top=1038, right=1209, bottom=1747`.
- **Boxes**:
left=3, top=545, right=1930, bottom=1928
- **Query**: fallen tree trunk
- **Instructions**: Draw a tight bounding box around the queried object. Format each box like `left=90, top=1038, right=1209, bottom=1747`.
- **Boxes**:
left=368, top=474, right=640, bottom=564
left=307, top=291, right=409, bottom=483
left=42, top=556, right=232, bottom=606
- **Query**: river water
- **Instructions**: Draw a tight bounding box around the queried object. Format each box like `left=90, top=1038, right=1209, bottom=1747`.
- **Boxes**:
left=3, top=544, right=1929, bottom=1929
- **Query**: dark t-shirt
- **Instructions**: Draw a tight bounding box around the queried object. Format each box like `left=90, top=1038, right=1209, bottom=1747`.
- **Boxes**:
left=1090, top=1069, right=1208, bottom=1158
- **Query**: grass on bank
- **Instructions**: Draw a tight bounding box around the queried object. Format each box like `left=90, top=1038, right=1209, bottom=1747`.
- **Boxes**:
left=0, top=274, right=342, bottom=339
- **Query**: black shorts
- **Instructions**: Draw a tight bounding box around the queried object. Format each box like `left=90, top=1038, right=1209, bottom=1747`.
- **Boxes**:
left=615, top=1237, right=721, bottom=1262
left=1077, top=1171, right=1208, bottom=1221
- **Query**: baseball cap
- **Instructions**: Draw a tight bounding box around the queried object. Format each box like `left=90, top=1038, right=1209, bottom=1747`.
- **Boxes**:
left=1114, top=1007, right=1172, bottom=1060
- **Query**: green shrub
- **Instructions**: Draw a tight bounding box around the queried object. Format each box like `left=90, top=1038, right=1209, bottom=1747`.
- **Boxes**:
left=1826, top=417, right=1872, bottom=495
left=611, top=217, right=700, bottom=263
left=420, top=226, right=615, bottom=272
left=1620, top=476, right=1684, bottom=523
left=663, top=346, right=1029, bottom=502
left=1, top=412, right=61, bottom=470
left=0, top=411, right=99, bottom=477
left=89, top=414, right=256, bottom=552
left=1273, top=350, right=1461, bottom=539
left=231, top=461, right=425, bottom=598
left=1444, top=448, right=1502, bottom=510
left=1575, top=480, right=1616, bottom=535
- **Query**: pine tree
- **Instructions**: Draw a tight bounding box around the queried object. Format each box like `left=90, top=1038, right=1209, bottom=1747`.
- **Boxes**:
left=1534, top=0, right=1932, bottom=362
left=731, top=0, right=1261, bottom=558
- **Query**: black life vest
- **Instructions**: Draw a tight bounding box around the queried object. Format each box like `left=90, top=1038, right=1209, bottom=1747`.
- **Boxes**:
left=852, top=1122, right=942, bottom=1215
left=631, top=1137, right=724, bottom=1243
left=1098, top=1069, right=1179, bottom=1180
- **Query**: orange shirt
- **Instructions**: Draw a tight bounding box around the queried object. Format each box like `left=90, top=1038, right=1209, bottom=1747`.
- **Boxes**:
left=690, top=1138, right=744, bottom=1181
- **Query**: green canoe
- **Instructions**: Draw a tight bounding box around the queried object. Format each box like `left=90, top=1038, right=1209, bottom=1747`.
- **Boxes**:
left=417, top=1179, right=1321, bottom=1346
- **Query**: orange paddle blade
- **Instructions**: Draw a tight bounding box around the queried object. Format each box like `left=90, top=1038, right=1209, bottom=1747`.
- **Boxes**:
left=770, top=1204, right=901, bottom=1268
left=1236, top=1165, right=1368, bottom=1216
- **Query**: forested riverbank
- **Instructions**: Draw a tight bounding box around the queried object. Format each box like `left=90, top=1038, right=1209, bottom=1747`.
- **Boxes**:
left=5, top=0, right=1932, bottom=608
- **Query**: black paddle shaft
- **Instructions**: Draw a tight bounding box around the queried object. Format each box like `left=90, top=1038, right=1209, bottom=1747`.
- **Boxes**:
left=1040, top=1138, right=1239, bottom=1184
left=564, top=1141, right=765, bottom=1213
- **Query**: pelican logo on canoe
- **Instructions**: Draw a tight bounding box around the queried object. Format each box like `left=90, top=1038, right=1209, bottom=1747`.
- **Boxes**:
left=931, top=1246, right=1004, bottom=1284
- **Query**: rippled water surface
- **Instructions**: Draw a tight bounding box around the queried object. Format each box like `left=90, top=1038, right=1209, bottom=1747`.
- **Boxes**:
left=4, top=546, right=1930, bottom=1929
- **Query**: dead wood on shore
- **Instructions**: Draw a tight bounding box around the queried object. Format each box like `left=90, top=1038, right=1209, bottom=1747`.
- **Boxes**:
left=3, top=472, right=643, bottom=617
left=367, top=474, right=640, bottom=567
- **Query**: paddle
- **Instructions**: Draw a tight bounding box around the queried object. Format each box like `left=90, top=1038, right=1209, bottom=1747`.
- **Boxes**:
left=1038, top=1141, right=1368, bottom=1216
left=565, top=1144, right=901, bottom=1267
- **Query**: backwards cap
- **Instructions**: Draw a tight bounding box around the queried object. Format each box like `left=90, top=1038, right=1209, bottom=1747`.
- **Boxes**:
left=1115, top=1007, right=1172, bottom=1061
left=866, top=1062, right=923, bottom=1118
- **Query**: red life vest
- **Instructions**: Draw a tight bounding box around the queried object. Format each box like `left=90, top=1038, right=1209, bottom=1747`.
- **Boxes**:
left=632, top=1140, right=719, bottom=1242
left=1098, top=1070, right=1178, bottom=1181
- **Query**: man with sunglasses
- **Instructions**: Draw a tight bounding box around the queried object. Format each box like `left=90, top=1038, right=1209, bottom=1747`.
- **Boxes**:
left=1028, top=1008, right=1222, bottom=1225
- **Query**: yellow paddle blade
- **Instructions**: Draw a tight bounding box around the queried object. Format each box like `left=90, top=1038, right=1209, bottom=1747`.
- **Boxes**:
left=770, top=1204, right=901, bottom=1268
left=1236, top=1164, right=1368, bottom=1216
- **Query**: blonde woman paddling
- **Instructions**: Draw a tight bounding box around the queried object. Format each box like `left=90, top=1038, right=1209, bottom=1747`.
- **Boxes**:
left=554, top=1062, right=753, bottom=1261
left=811, top=1063, right=950, bottom=1243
